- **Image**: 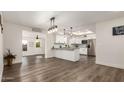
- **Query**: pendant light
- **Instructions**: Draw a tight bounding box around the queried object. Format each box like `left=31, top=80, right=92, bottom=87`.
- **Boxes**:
left=36, top=35, right=39, bottom=43
left=36, top=35, right=39, bottom=39
left=64, top=29, right=66, bottom=36
left=48, top=17, right=58, bottom=34
left=70, top=27, right=73, bottom=36
left=63, top=29, right=66, bottom=40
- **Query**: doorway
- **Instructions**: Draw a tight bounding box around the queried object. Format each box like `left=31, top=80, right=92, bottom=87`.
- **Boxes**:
left=22, top=30, right=45, bottom=63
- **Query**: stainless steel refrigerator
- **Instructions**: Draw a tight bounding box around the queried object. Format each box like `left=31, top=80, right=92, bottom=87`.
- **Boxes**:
left=87, top=39, right=96, bottom=56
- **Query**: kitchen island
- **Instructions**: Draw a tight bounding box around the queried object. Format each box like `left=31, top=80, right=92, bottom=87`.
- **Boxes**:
left=52, top=48, right=80, bottom=62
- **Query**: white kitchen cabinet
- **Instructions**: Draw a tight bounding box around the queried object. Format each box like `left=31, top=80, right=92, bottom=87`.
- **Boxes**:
left=80, top=47, right=87, bottom=55
left=53, top=48, right=80, bottom=62
left=56, top=35, right=67, bottom=43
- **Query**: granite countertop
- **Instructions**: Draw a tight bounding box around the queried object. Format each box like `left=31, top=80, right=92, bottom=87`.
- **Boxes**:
left=52, top=47, right=79, bottom=51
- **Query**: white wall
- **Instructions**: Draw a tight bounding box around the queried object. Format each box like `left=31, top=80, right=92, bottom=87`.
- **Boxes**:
left=96, top=17, right=124, bottom=69
left=22, top=31, right=45, bottom=56
left=3, top=22, right=32, bottom=64
left=0, top=25, right=3, bottom=81
left=45, top=33, right=56, bottom=58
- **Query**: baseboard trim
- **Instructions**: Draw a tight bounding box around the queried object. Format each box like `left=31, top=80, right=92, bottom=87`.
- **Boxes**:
left=4, top=60, right=22, bottom=66
left=96, top=61, right=124, bottom=69
left=23, top=54, right=45, bottom=57
left=13, top=61, right=22, bottom=64
left=80, top=54, right=87, bottom=56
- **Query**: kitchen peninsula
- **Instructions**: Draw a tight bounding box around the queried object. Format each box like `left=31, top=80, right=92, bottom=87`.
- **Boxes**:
left=52, top=48, right=80, bottom=62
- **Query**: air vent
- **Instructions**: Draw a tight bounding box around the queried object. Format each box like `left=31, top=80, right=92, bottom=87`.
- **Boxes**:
left=32, top=27, right=42, bottom=32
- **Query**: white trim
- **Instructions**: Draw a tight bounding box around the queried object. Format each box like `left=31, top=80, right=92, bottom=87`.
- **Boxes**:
left=96, top=61, right=124, bottom=69
left=13, top=60, right=22, bottom=64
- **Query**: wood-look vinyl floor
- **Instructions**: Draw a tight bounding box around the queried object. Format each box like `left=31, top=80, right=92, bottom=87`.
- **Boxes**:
left=2, top=55, right=124, bottom=82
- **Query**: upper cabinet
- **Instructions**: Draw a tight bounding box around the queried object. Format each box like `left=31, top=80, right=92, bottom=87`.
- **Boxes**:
left=55, top=34, right=96, bottom=45
left=56, top=35, right=67, bottom=44
left=69, top=37, right=81, bottom=44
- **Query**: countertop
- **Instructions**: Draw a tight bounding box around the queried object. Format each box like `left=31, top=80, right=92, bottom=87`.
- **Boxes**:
left=52, top=47, right=79, bottom=51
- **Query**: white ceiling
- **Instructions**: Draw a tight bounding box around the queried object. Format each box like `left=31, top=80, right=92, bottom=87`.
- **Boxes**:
left=2, top=11, right=124, bottom=32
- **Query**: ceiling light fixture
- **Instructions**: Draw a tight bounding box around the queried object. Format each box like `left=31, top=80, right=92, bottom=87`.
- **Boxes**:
left=70, top=27, right=73, bottom=36
left=64, top=29, right=66, bottom=36
left=36, top=35, right=39, bottom=39
left=48, top=17, right=58, bottom=34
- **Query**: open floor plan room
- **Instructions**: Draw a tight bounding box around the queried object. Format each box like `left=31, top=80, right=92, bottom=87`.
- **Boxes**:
left=1, top=11, right=124, bottom=82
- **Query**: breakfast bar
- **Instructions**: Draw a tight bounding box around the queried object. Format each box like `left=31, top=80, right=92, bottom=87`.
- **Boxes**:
left=52, top=48, right=80, bottom=62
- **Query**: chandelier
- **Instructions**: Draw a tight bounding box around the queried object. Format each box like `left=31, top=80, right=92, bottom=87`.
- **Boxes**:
left=48, top=17, right=58, bottom=34
left=70, top=27, right=73, bottom=36
left=67, top=27, right=73, bottom=37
